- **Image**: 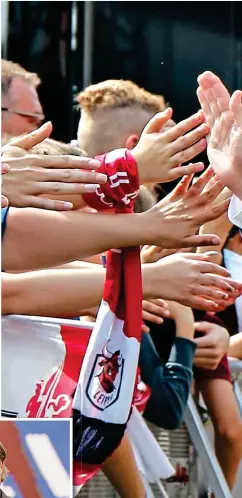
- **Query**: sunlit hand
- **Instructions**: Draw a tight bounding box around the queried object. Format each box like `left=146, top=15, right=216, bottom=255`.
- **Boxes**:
left=132, top=108, right=209, bottom=183
left=1, top=122, right=107, bottom=210
left=197, top=71, right=242, bottom=200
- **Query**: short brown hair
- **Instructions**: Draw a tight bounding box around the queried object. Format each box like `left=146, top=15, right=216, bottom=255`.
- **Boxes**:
left=76, top=79, right=167, bottom=114
left=1, top=59, right=41, bottom=94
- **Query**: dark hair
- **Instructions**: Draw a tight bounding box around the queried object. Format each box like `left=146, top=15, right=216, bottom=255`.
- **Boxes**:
left=224, top=225, right=239, bottom=247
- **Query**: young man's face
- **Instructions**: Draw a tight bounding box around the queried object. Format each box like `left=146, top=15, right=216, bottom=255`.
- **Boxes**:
left=2, top=77, right=44, bottom=137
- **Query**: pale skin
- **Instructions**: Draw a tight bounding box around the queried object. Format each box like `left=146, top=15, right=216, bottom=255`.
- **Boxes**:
left=3, top=250, right=242, bottom=317
left=2, top=164, right=233, bottom=273
left=1, top=76, right=43, bottom=135
left=2, top=108, right=209, bottom=211
left=1, top=123, right=107, bottom=211
left=197, top=71, right=242, bottom=200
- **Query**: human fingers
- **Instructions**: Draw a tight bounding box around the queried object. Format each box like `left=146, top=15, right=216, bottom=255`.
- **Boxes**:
left=24, top=195, right=73, bottom=211
left=168, top=163, right=204, bottom=182
left=216, top=276, right=242, bottom=293
left=186, top=295, right=220, bottom=311
left=142, top=311, right=164, bottom=324
left=229, top=90, right=242, bottom=126
left=195, top=197, right=231, bottom=225
left=169, top=174, right=194, bottom=199
left=41, top=168, right=107, bottom=184
left=142, top=324, right=150, bottom=333
left=212, top=110, right=234, bottom=150
left=1, top=163, right=10, bottom=175
left=171, top=123, right=210, bottom=154
left=7, top=122, right=53, bottom=150
left=171, top=138, right=207, bottom=167
left=37, top=181, right=101, bottom=195
left=164, top=111, right=204, bottom=142
left=142, top=300, right=170, bottom=321
left=185, top=165, right=214, bottom=197
left=193, top=357, right=218, bottom=369
left=142, top=108, right=173, bottom=134
left=199, top=274, right=236, bottom=293
left=181, top=234, right=221, bottom=248
left=28, top=154, right=101, bottom=170
left=192, top=179, right=225, bottom=209
left=141, top=245, right=163, bottom=264
left=197, top=87, right=214, bottom=128
left=1, top=195, right=9, bottom=208
left=195, top=259, right=230, bottom=277
left=197, top=71, right=222, bottom=90
left=195, top=285, right=229, bottom=301
left=199, top=72, right=231, bottom=112
left=206, top=88, right=221, bottom=121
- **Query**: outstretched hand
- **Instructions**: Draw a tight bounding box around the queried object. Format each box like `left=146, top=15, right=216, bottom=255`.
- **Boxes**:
left=144, top=165, right=231, bottom=249
left=197, top=71, right=242, bottom=200
left=132, top=107, right=209, bottom=183
left=1, top=122, right=106, bottom=210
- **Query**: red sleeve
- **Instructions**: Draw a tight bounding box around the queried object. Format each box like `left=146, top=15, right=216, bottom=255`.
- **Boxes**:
left=82, top=148, right=139, bottom=213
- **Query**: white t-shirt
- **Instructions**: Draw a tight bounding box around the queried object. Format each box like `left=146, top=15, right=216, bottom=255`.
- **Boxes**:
left=228, top=196, right=242, bottom=229
left=223, top=248, right=242, bottom=333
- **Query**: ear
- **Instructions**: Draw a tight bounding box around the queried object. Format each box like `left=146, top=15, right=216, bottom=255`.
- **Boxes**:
left=125, top=134, right=139, bottom=149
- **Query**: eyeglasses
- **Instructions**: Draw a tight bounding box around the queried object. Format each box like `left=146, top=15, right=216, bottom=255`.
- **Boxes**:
left=1, top=107, right=45, bottom=124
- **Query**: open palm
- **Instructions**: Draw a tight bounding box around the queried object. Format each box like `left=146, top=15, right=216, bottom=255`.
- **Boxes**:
left=197, top=71, right=242, bottom=199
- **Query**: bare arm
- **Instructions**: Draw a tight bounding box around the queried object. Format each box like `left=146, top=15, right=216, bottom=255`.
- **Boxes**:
left=2, top=269, right=106, bottom=317
left=2, top=208, right=145, bottom=272
left=2, top=166, right=232, bottom=273
left=228, top=333, right=242, bottom=360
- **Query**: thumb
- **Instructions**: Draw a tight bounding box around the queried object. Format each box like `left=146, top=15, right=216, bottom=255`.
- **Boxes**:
left=194, top=321, right=211, bottom=333
left=142, top=108, right=173, bottom=135
left=8, top=121, right=53, bottom=150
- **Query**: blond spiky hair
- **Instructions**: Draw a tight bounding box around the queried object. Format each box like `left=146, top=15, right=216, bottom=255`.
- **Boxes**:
left=76, top=79, right=167, bottom=114
left=1, top=59, right=41, bottom=93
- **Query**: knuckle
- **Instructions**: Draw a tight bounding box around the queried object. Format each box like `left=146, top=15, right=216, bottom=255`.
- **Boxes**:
left=51, top=182, right=61, bottom=193
left=62, top=169, right=72, bottom=181
left=177, top=150, right=186, bottom=162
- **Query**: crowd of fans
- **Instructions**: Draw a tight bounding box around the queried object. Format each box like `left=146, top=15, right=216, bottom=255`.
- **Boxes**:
left=1, top=58, right=242, bottom=498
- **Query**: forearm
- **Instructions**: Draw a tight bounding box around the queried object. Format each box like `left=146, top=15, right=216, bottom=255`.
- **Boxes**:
left=2, top=263, right=176, bottom=317
left=102, top=434, right=146, bottom=498
left=175, top=312, right=195, bottom=341
left=2, top=269, right=105, bottom=316
left=228, top=333, right=242, bottom=360
left=2, top=207, right=146, bottom=272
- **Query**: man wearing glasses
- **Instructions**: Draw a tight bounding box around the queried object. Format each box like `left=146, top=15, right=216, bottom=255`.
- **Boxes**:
left=1, top=59, right=44, bottom=137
